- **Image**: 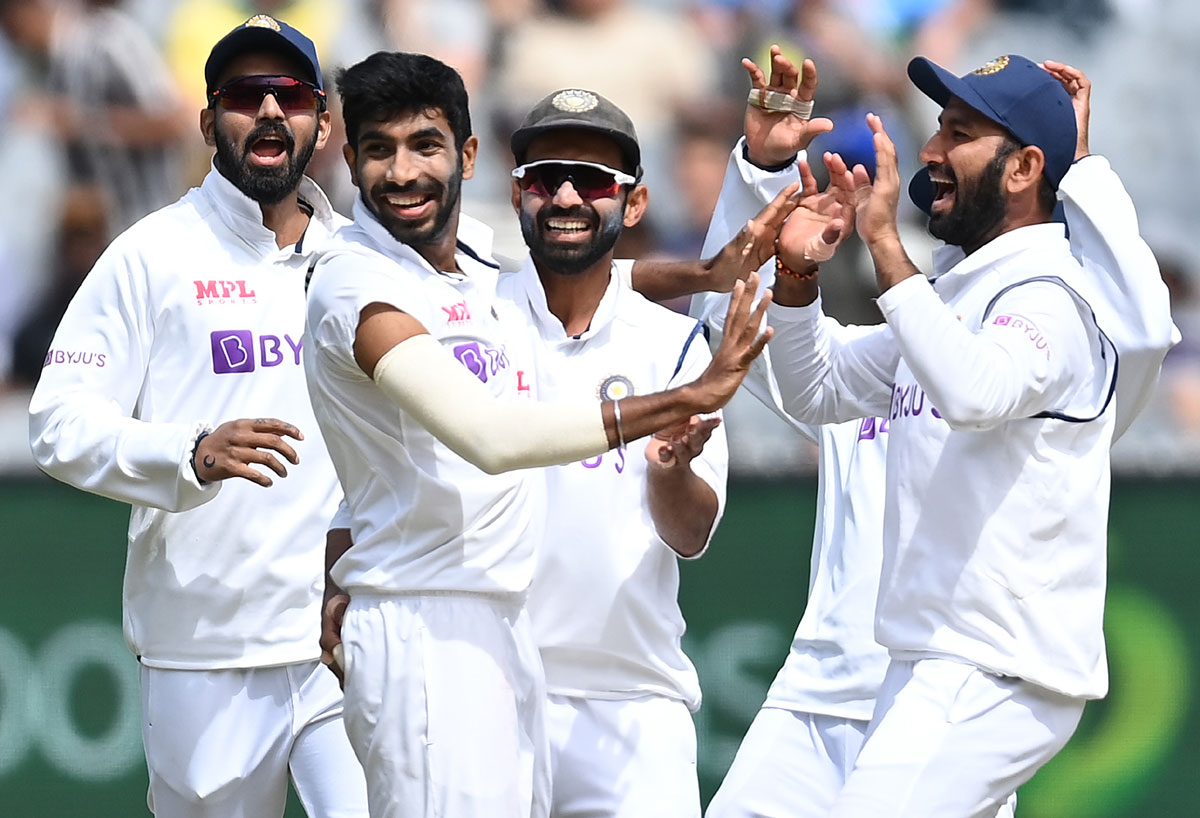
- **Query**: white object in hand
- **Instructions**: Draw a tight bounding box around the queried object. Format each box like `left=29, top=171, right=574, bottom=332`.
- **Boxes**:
left=332, top=643, right=345, bottom=671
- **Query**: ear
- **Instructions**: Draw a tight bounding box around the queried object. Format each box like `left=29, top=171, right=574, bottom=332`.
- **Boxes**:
left=622, top=184, right=649, bottom=228
left=1005, top=145, right=1045, bottom=196
left=343, top=142, right=359, bottom=187
left=200, top=108, right=216, bottom=147
left=460, top=135, right=479, bottom=181
left=314, top=109, right=333, bottom=151
left=510, top=179, right=522, bottom=214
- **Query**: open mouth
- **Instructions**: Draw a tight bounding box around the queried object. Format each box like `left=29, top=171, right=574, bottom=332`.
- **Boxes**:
left=928, top=169, right=957, bottom=212
left=249, top=135, right=288, bottom=165
left=382, top=191, right=436, bottom=220
left=543, top=215, right=594, bottom=243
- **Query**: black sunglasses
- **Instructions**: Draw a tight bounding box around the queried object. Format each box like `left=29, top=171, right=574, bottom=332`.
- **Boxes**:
left=209, top=75, right=326, bottom=114
left=511, top=160, right=637, bottom=199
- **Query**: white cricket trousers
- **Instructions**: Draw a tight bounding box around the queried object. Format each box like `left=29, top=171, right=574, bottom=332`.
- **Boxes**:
left=704, top=706, right=1016, bottom=818
left=140, top=660, right=368, bottom=817
left=339, top=592, right=550, bottom=818
left=545, top=693, right=700, bottom=818
left=829, top=657, right=1085, bottom=818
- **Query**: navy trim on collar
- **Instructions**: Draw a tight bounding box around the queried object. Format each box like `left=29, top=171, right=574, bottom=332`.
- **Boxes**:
left=457, top=239, right=499, bottom=270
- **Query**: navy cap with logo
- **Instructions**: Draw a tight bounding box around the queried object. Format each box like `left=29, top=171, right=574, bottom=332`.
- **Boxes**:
left=204, top=15, right=323, bottom=96
left=511, top=89, right=642, bottom=180
left=907, top=54, right=1076, bottom=212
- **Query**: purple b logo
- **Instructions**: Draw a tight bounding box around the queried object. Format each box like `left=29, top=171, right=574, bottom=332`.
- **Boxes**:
left=211, top=330, right=255, bottom=374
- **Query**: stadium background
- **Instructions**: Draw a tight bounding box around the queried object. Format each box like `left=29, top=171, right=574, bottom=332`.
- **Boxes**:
left=1, top=0, right=1198, bottom=815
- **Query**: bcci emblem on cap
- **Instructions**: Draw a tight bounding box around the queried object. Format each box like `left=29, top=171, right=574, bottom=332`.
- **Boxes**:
left=598, top=375, right=634, bottom=401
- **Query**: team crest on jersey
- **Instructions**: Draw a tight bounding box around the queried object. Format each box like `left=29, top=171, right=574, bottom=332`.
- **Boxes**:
left=242, top=14, right=282, bottom=31
left=552, top=90, right=599, bottom=113
left=598, top=374, right=634, bottom=401
left=972, top=56, right=1010, bottom=75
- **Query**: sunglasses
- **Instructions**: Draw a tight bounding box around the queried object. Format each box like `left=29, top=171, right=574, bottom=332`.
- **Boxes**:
left=209, top=75, right=326, bottom=114
left=511, top=160, right=637, bottom=199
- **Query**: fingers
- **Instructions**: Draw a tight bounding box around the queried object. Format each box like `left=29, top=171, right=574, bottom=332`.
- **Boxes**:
left=742, top=57, right=767, bottom=90
left=866, top=113, right=899, bottom=188
left=797, top=159, right=819, bottom=198
left=769, top=45, right=800, bottom=93
left=798, top=57, right=819, bottom=100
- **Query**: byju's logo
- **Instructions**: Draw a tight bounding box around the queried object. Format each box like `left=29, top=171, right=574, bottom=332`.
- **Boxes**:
left=453, top=341, right=508, bottom=384
left=211, top=330, right=255, bottom=373
left=210, top=330, right=303, bottom=374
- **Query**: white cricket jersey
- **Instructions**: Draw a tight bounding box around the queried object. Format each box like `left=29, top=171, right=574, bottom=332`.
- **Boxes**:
left=498, top=259, right=727, bottom=711
left=690, top=142, right=892, bottom=721
left=304, top=199, right=542, bottom=597
left=29, top=168, right=346, bottom=669
left=768, top=224, right=1117, bottom=699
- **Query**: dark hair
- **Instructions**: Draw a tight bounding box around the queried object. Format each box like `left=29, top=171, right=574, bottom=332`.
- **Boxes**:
left=336, top=51, right=471, bottom=151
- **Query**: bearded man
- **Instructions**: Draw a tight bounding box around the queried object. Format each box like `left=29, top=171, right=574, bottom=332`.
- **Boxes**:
left=29, top=17, right=369, bottom=818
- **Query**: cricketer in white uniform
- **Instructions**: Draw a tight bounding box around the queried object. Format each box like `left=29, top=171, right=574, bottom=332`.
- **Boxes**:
left=28, top=17, right=369, bottom=818
left=304, top=53, right=770, bottom=818
left=692, top=55, right=1174, bottom=818
left=498, top=90, right=728, bottom=818
left=760, top=55, right=1164, bottom=817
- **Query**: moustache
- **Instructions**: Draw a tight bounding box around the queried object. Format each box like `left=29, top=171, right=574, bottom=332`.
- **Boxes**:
left=242, top=124, right=296, bottom=156
left=373, top=179, right=444, bottom=199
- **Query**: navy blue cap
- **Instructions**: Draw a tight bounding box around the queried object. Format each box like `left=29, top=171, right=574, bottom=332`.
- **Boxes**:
left=204, top=15, right=323, bottom=96
left=908, top=54, right=1076, bottom=192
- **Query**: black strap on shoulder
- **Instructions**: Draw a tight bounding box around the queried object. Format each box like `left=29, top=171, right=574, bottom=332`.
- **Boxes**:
left=671, top=320, right=708, bottom=381
left=980, top=275, right=1118, bottom=423
left=304, top=254, right=321, bottom=293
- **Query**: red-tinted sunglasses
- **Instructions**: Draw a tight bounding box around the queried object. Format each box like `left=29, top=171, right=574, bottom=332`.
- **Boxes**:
left=512, top=160, right=637, bottom=199
left=209, top=75, right=326, bottom=114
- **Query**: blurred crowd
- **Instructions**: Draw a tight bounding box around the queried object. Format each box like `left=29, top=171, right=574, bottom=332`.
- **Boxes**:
left=1, top=0, right=1197, bottom=472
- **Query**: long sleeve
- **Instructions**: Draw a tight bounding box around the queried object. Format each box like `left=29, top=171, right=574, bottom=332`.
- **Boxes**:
left=766, top=298, right=898, bottom=425
left=689, top=140, right=823, bottom=436
left=28, top=239, right=218, bottom=511
left=1058, top=155, right=1179, bottom=439
left=878, top=275, right=1097, bottom=429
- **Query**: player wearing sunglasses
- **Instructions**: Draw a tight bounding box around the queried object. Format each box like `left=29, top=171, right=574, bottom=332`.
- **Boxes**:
left=495, top=89, right=731, bottom=818
left=29, top=16, right=369, bottom=818
left=303, top=52, right=781, bottom=818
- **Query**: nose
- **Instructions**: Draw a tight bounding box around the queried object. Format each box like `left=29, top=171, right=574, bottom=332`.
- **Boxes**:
left=255, top=90, right=286, bottom=122
left=918, top=132, right=943, bottom=167
left=386, top=151, right=422, bottom=186
left=552, top=179, right=584, bottom=208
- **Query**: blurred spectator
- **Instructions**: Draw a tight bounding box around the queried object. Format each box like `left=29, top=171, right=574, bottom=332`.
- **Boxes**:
left=39, top=0, right=188, bottom=235
left=9, top=185, right=110, bottom=389
left=658, top=115, right=743, bottom=260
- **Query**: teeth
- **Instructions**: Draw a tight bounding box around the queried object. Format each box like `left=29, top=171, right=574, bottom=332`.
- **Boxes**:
left=385, top=194, right=426, bottom=207
left=547, top=219, right=589, bottom=231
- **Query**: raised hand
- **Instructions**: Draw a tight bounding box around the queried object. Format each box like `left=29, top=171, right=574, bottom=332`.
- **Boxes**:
left=776, top=153, right=856, bottom=270
left=743, top=45, right=835, bottom=167
left=1041, top=60, right=1090, bottom=160
left=692, top=272, right=774, bottom=411
left=848, top=113, right=902, bottom=249
left=706, top=181, right=802, bottom=291
left=192, top=417, right=303, bottom=486
left=646, top=415, right=721, bottom=470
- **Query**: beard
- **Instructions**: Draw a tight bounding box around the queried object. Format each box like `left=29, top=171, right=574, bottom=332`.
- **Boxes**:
left=519, top=201, right=624, bottom=276
left=926, top=142, right=1017, bottom=252
left=214, top=121, right=316, bottom=205
left=365, top=162, right=464, bottom=247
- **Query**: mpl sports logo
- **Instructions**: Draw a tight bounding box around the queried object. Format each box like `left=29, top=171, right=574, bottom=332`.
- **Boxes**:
left=211, top=330, right=303, bottom=374
left=194, top=280, right=257, bottom=305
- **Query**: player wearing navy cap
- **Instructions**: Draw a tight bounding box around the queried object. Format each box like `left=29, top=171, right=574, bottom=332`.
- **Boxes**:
left=30, top=16, right=369, bottom=817
left=758, top=54, right=1175, bottom=817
